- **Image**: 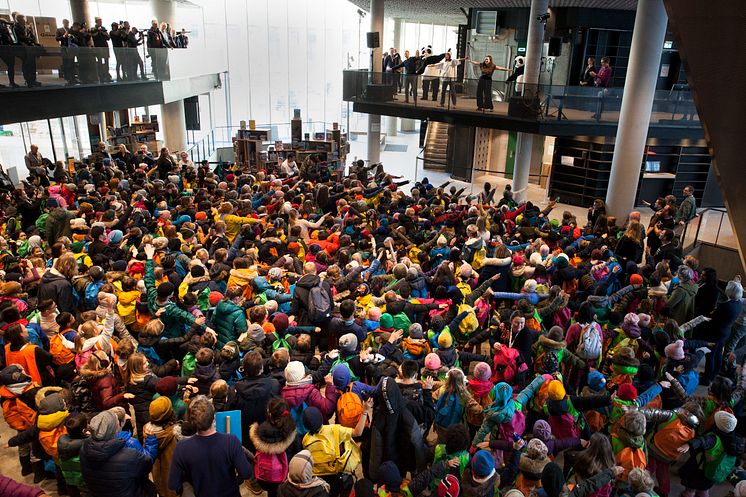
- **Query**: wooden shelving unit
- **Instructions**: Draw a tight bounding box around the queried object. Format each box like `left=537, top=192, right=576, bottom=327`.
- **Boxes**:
left=109, top=121, right=160, bottom=154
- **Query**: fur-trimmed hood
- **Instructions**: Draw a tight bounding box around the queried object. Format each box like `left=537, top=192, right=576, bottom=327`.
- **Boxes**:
left=519, top=453, right=551, bottom=479
left=249, top=421, right=297, bottom=455
left=538, top=334, right=566, bottom=350
left=80, top=364, right=110, bottom=380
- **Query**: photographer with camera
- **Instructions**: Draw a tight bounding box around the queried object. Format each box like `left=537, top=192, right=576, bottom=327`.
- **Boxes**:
left=110, top=21, right=127, bottom=81
left=126, top=23, right=146, bottom=80
left=13, top=13, right=41, bottom=87
left=0, top=18, right=19, bottom=87
left=55, top=18, right=78, bottom=85
left=91, top=17, right=112, bottom=83
left=174, top=28, right=189, bottom=49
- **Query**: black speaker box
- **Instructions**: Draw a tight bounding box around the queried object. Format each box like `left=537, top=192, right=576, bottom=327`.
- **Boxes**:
left=508, top=95, right=540, bottom=119
left=366, top=32, right=380, bottom=49
left=548, top=36, right=562, bottom=57
left=184, top=96, right=200, bottom=130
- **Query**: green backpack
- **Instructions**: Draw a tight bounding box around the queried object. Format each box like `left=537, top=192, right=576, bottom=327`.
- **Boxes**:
left=332, top=356, right=359, bottom=381
left=35, top=213, right=49, bottom=234
left=392, top=312, right=412, bottom=334
left=703, top=435, right=737, bottom=483
left=181, top=352, right=197, bottom=377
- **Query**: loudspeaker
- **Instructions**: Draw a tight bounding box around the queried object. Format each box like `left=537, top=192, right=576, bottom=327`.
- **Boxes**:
left=184, top=96, right=200, bottom=131
left=548, top=36, right=562, bottom=57
left=366, top=32, right=380, bottom=49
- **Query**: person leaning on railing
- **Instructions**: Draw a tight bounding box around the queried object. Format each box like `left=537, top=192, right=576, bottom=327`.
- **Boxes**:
left=0, top=19, right=19, bottom=87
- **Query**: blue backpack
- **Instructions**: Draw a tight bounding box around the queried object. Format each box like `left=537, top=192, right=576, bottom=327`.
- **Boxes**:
left=84, top=281, right=105, bottom=310
left=434, top=392, right=463, bottom=428
left=290, top=401, right=309, bottom=436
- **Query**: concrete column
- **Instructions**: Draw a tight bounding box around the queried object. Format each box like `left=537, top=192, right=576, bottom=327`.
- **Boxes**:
left=512, top=0, right=548, bottom=203
left=366, top=0, right=384, bottom=164
left=97, top=112, right=107, bottom=145
left=69, top=0, right=91, bottom=26
left=161, top=100, right=188, bottom=152
left=151, top=0, right=176, bottom=25
left=386, top=18, right=402, bottom=137
left=605, top=0, right=667, bottom=218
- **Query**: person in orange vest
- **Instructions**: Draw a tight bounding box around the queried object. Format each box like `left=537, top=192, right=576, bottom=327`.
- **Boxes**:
left=4, top=323, right=55, bottom=386
left=0, top=365, right=41, bottom=479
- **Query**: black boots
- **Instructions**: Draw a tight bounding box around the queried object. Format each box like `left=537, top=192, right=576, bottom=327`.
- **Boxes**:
left=32, top=460, right=46, bottom=483
left=19, top=454, right=32, bottom=476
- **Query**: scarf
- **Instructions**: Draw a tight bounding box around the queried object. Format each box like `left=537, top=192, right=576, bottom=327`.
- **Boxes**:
left=288, top=450, right=331, bottom=491
left=6, top=381, right=31, bottom=395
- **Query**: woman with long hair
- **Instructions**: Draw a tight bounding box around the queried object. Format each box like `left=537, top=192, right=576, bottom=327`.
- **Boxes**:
left=566, top=432, right=617, bottom=497
left=124, top=352, right=160, bottom=439
left=464, top=54, right=510, bottom=111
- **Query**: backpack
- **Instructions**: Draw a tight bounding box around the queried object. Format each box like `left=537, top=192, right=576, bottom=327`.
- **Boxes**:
left=392, top=312, right=412, bottom=333
left=703, top=435, right=737, bottom=483
left=0, top=390, right=37, bottom=431
left=290, top=401, right=309, bottom=436
left=255, top=451, right=289, bottom=483
left=456, top=281, right=472, bottom=298
left=457, top=304, right=479, bottom=337
left=576, top=323, right=602, bottom=360
left=174, top=257, right=187, bottom=279
left=337, top=385, right=364, bottom=428
left=307, top=281, right=332, bottom=323
left=434, top=392, right=463, bottom=428
left=304, top=426, right=357, bottom=476
left=331, top=357, right=359, bottom=382
left=472, top=246, right=486, bottom=270
left=653, top=417, right=695, bottom=461
left=615, top=446, right=647, bottom=482
left=84, top=281, right=105, bottom=310
left=35, top=213, right=49, bottom=234
left=492, top=346, right=520, bottom=384
left=402, top=338, right=429, bottom=359
left=49, top=332, right=75, bottom=366
left=497, top=408, right=526, bottom=440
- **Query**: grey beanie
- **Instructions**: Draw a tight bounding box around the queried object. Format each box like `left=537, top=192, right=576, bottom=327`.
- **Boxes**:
left=339, top=333, right=358, bottom=354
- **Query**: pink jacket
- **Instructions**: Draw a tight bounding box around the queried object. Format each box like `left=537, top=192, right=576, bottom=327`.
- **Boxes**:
left=281, top=383, right=339, bottom=419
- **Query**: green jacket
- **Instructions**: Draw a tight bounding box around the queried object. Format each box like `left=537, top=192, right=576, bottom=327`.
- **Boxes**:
left=145, top=260, right=198, bottom=338
left=212, top=300, right=248, bottom=349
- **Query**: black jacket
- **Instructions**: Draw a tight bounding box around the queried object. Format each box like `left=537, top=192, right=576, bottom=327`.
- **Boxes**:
left=291, top=274, right=333, bottom=326
left=125, top=374, right=159, bottom=434
left=226, top=375, right=281, bottom=448
left=80, top=437, right=156, bottom=497
left=37, top=271, right=76, bottom=314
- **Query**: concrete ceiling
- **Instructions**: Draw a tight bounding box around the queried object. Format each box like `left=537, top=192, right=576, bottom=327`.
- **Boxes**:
left=348, top=0, right=638, bottom=25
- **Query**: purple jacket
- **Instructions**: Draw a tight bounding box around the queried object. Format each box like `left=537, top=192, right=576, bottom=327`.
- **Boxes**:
left=281, top=383, right=340, bottom=419
left=0, top=476, right=44, bottom=497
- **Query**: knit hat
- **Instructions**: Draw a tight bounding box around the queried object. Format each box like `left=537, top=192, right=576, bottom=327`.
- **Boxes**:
left=637, top=313, right=651, bottom=327
left=288, top=450, right=319, bottom=486
left=621, top=411, right=646, bottom=436
left=108, top=230, right=124, bottom=244
left=664, top=339, right=685, bottom=361
left=438, top=474, right=460, bottom=497
left=624, top=313, right=640, bottom=325
left=590, top=249, right=603, bottom=261
left=587, top=370, right=606, bottom=392
left=157, top=281, right=175, bottom=298
left=378, top=461, right=403, bottom=491
left=547, top=380, right=566, bottom=401
left=339, top=333, right=358, bottom=354
left=471, top=450, right=495, bottom=478
left=153, top=237, right=169, bottom=250
left=408, top=323, right=424, bottom=339
left=438, top=331, right=453, bottom=349
left=0, top=365, right=31, bottom=386
left=523, top=279, right=538, bottom=293
left=70, top=241, right=85, bottom=253
left=529, top=252, right=543, bottom=266
left=533, top=419, right=552, bottom=441
left=90, top=410, right=119, bottom=441
left=474, top=362, right=492, bottom=382
left=541, top=462, right=565, bottom=497
left=425, top=353, right=441, bottom=370
left=555, top=253, right=569, bottom=269
left=379, top=313, right=394, bottom=330
left=38, top=392, right=65, bottom=415
left=714, top=411, right=738, bottom=433
left=271, top=313, right=289, bottom=334
left=284, top=361, right=311, bottom=386
left=630, top=274, right=644, bottom=285
left=527, top=438, right=549, bottom=460
left=208, top=291, right=223, bottom=307
left=247, top=323, right=265, bottom=343
left=614, top=347, right=640, bottom=367
left=302, top=406, right=324, bottom=433
left=149, top=396, right=173, bottom=424
left=155, top=376, right=178, bottom=397
left=617, top=383, right=638, bottom=401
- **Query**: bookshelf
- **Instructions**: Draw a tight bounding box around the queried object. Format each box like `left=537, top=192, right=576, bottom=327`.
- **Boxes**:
left=549, top=137, right=721, bottom=208
left=109, top=121, right=160, bottom=154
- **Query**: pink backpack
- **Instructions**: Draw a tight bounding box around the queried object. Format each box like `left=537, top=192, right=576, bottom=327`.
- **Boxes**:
left=254, top=451, right=289, bottom=483
left=548, top=412, right=581, bottom=439
left=498, top=408, right=526, bottom=440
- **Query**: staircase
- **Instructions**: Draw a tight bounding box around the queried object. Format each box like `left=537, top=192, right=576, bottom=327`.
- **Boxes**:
left=423, top=121, right=450, bottom=171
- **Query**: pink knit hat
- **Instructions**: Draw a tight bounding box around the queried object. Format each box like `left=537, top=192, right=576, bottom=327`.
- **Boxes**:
left=664, top=339, right=685, bottom=361
left=637, top=313, right=651, bottom=327
left=367, top=306, right=382, bottom=321
left=474, top=362, right=492, bottom=382
left=424, top=353, right=441, bottom=370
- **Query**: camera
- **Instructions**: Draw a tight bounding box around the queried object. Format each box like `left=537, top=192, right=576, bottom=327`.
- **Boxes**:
left=537, top=13, right=550, bottom=22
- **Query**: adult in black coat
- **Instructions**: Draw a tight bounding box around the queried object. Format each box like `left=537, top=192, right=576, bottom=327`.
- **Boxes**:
left=291, top=262, right=334, bottom=351
left=365, top=377, right=426, bottom=482
left=695, top=267, right=720, bottom=317
left=80, top=410, right=156, bottom=497
left=226, top=351, right=281, bottom=449
left=702, top=279, right=744, bottom=385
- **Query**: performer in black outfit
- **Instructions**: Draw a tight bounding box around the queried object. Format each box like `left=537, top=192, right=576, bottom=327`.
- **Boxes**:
left=55, top=19, right=78, bottom=85
left=90, top=17, right=112, bottom=83
left=0, top=19, right=19, bottom=87
left=13, top=14, right=41, bottom=87
left=110, top=22, right=126, bottom=81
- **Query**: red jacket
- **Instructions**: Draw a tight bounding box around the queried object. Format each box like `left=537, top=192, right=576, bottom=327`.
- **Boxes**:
left=281, top=383, right=339, bottom=419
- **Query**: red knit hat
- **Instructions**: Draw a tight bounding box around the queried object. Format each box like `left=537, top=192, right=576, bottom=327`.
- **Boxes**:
left=208, top=291, right=224, bottom=307
left=630, top=274, right=643, bottom=285
left=617, top=383, right=638, bottom=401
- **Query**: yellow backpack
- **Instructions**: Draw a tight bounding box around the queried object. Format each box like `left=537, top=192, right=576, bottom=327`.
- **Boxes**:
left=458, top=304, right=479, bottom=336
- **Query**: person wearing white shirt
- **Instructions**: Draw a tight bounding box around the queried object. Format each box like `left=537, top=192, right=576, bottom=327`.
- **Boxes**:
left=177, top=151, right=194, bottom=172
left=437, top=53, right=461, bottom=107
left=421, top=47, right=441, bottom=101
left=280, top=152, right=299, bottom=177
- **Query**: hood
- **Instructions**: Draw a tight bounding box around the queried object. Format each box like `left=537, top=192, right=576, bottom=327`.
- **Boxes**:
left=461, top=468, right=497, bottom=497
left=144, top=422, right=181, bottom=447
left=436, top=347, right=458, bottom=367
left=469, top=378, right=493, bottom=397
left=249, top=422, right=297, bottom=454
left=519, top=454, right=551, bottom=479
left=193, top=363, right=219, bottom=382
left=282, top=383, right=317, bottom=408
left=82, top=437, right=127, bottom=462
left=252, top=276, right=272, bottom=292
left=117, top=290, right=140, bottom=305
left=676, top=281, right=698, bottom=297
left=37, top=410, right=69, bottom=430
left=80, top=365, right=111, bottom=381
left=538, top=335, right=566, bottom=350
left=229, top=268, right=256, bottom=285
left=40, top=271, right=68, bottom=284
left=297, top=274, right=321, bottom=289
